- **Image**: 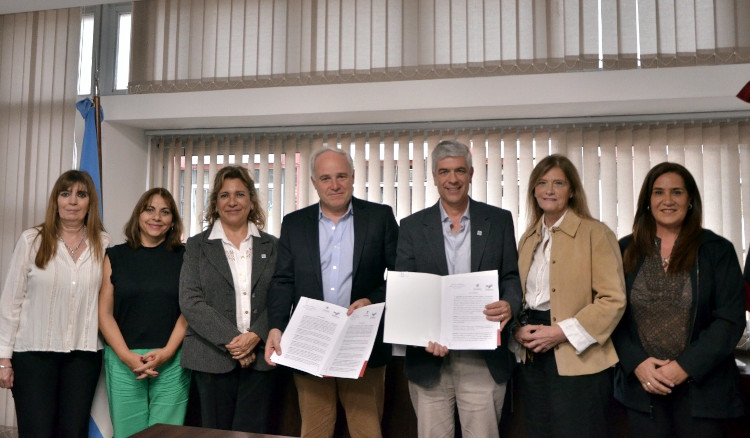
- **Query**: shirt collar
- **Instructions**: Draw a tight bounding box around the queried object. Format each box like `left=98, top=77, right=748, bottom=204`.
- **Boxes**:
left=318, top=201, right=354, bottom=221
left=542, top=209, right=567, bottom=234
left=208, top=220, right=260, bottom=243
left=438, top=200, right=471, bottom=223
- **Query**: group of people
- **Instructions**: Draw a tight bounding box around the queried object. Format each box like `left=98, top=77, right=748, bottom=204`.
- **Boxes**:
left=0, top=140, right=745, bottom=438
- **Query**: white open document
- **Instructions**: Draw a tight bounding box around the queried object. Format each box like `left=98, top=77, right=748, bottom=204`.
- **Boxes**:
left=384, top=270, right=500, bottom=350
left=270, top=297, right=384, bottom=379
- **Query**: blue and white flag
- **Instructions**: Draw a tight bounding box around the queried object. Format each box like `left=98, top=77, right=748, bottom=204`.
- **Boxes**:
left=88, top=370, right=113, bottom=438
left=76, top=98, right=103, bottom=216
left=76, top=98, right=112, bottom=437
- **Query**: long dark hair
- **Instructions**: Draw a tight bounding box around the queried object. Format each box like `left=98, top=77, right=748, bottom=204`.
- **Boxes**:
left=124, top=188, right=184, bottom=250
left=623, top=162, right=702, bottom=274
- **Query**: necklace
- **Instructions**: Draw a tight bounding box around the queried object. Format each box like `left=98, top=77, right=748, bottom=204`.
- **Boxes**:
left=58, top=225, right=87, bottom=257
left=655, top=236, right=675, bottom=270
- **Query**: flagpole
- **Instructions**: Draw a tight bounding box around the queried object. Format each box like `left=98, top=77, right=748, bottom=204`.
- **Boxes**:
left=93, top=72, right=103, bottom=209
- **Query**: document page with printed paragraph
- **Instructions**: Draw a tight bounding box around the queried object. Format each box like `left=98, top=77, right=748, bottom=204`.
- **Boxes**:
left=323, top=304, right=384, bottom=378
left=384, top=270, right=500, bottom=350
left=270, top=297, right=384, bottom=378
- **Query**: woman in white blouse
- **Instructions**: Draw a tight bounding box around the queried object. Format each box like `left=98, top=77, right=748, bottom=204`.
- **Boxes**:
left=0, top=170, right=109, bottom=438
left=513, top=155, right=626, bottom=438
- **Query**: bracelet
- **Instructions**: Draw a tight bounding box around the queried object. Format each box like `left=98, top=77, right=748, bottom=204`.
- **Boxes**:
left=0, top=365, right=11, bottom=369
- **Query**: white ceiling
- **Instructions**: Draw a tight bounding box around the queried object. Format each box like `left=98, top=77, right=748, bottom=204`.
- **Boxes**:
left=0, top=0, right=129, bottom=15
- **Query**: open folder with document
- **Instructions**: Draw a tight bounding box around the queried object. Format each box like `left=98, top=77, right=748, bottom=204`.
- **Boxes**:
left=384, top=270, right=500, bottom=350
left=269, top=297, right=384, bottom=378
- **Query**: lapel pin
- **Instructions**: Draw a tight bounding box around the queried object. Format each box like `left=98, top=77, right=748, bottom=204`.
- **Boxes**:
left=261, top=254, right=267, bottom=259
left=477, top=230, right=483, bottom=236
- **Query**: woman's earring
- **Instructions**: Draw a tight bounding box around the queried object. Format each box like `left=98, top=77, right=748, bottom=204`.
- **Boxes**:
left=688, top=203, right=693, bottom=210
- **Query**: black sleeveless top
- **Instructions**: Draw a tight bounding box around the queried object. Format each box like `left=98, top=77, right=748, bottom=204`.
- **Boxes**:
left=106, top=242, right=184, bottom=349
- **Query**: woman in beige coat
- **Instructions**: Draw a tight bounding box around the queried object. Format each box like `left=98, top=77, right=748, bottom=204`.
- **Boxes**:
left=513, top=154, right=626, bottom=438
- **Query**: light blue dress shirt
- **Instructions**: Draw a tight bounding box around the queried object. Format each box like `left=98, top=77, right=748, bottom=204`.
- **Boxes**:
left=319, top=203, right=354, bottom=308
left=439, top=201, right=471, bottom=275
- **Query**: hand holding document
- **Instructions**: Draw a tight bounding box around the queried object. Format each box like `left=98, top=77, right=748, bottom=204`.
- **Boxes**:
left=269, top=297, right=384, bottom=379
left=384, top=270, right=500, bottom=350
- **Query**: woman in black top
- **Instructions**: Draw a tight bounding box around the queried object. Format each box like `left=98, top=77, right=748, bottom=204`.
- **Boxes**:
left=98, top=188, right=190, bottom=438
left=614, top=162, right=746, bottom=437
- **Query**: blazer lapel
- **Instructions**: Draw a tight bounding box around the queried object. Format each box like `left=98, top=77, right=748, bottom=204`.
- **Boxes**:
left=470, top=200, right=490, bottom=272
left=202, top=233, right=234, bottom=288
left=251, top=233, right=273, bottom=290
left=352, top=198, right=367, bottom=281
left=304, top=206, right=324, bottom=292
left=424, top=202, right=450, bottom=275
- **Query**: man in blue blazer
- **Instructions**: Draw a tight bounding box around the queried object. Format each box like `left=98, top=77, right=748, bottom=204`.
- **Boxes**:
left=265, top=147, right=398, bottom=438
left=396, top=140, right=522, bottom=438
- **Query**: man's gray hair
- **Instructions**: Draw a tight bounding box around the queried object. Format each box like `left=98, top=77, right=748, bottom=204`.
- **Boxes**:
left=431, top=140, right=472, bottom=174
left=309, top=147, right=355, bottom=179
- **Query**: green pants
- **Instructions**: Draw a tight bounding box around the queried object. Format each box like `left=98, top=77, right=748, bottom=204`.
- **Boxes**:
left=104, top=346, right=191, bottom=438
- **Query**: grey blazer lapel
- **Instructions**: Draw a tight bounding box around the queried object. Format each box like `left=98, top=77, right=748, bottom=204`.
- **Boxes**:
left=424, top=202, right=450, bottom=275
left=470, top=200, right=490, bottom=272
left=202, top=233, right=234, bottom=288
left=251, top=233, right=272, bottom=290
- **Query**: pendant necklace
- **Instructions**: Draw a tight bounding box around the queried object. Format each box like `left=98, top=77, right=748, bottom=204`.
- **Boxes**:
left=59, top=225, right=87, bottom=257
left=656, top=235, right=675, bottom=269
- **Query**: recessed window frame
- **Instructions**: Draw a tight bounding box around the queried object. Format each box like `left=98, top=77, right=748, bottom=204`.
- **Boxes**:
left=77, top=2, right=132, bottom=97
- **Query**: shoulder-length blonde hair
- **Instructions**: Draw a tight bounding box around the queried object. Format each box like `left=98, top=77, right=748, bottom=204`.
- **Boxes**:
left=124, top=188, right=184, bottom=250
left=205, top=166, right=266, bottom=230
left=35, top=170, right=105, bottom=268
left=525, top=154, right=593, bottom=232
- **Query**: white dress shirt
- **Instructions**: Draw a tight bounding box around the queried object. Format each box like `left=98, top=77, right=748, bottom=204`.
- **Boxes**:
left=209, top=220, right=259, bottom=333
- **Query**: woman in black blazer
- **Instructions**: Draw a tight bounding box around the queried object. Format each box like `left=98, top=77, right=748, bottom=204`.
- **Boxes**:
left=179, top=166, right=278, bottom=433
left=614, top=162, right=746, bottom=437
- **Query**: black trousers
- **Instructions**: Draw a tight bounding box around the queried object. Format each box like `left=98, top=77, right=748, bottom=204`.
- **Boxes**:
left=626, top=383, right=725, bottom=438
left=11, top=350, right=102, bottom=438
left=518, top=310, right=613, bottom=438
left=519, top=349, right=614, bottom=438
left=192, top=365, right=275, bottom=433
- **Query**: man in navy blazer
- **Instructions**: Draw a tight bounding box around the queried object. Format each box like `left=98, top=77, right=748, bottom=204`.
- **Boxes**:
left=396, top=140, right=522, bottom=438
left=265, top=148, right=398, bottom=438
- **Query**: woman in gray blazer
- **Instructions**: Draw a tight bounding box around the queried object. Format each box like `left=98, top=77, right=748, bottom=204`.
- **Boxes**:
left=179, top=166, right=278, bottom=433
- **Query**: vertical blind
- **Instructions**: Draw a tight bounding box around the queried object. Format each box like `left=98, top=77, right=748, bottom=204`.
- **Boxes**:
left=129, top=0, right=750, bottom=93
left=0, top=7, right=82, bottom=427
left=148, top=119, right=750, bottom=264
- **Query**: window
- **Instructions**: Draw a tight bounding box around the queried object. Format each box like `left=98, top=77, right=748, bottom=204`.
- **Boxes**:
left=76, top=3, right=132, bottom=96
left=147, top=118, right=750, bottom=268
left=114, top=11, right=131, bottom=91
left=129, top=0, right=750, bottom=94
left=77, top=13, right=94, bottom=95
